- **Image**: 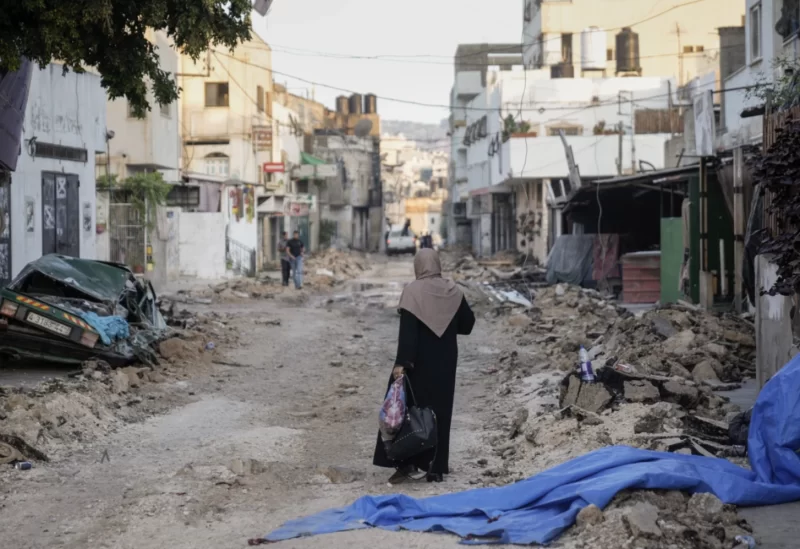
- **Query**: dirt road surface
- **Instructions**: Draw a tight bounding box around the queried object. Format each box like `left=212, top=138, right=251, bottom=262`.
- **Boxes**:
left=0, top=256, right=517, bottom=549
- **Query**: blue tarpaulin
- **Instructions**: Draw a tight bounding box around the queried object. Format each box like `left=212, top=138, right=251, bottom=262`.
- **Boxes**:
left=264, top=354, right=800, bottom=545
left=78, top=311, right=130, bottom=345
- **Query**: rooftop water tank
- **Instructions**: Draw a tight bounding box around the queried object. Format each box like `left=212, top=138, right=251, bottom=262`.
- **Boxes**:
left=581, top=27, right=607, bottom=71
left=616, top=27, right=641, bottom=75
left=349, top=93, right=363, bottom=115
left=364, top=93, right=377, bottom=114
left=336, top=95, right=350, bottom=114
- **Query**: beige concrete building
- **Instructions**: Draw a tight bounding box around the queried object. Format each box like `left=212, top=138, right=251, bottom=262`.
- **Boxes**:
left=522, top=0, right=744, bottom=85
left=100, top=29, right=181, bottom=182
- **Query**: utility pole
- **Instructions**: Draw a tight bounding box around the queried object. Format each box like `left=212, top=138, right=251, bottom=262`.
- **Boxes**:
left=618, top=91, right=636, bottom=174
left=617, top=122, right=623, bottom=175
left=673, top=23, right=685, bottom=88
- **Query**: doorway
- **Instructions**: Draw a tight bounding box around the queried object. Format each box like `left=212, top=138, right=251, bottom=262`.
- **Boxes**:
left=42, top=172, right=80, bottom=257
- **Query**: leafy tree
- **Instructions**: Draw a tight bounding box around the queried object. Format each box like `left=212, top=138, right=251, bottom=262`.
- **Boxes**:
left=0, top=0, right=252, bottom=116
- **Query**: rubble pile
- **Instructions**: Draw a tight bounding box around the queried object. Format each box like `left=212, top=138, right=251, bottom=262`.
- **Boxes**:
left=557, top=490, right=753, bottom=549
left=305, top=248, right=371, bottom=287
left=476, top=283, right=757, bottom=482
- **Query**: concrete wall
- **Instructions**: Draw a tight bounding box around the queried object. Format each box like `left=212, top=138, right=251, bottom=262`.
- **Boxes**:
left=179, top=212, right=226, bottom=279
left=515, top=181, right=549, bottom=265
left=10, top=64, right=106, bottom=277
left=755, top=254, right=798, bottom=388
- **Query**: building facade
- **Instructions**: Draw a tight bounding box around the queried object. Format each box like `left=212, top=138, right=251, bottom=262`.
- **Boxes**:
left=8, top=64, right=107, bottom=282
left=179, top=33, right=274, bottom=273
left=522, top=0, right=744, bottom=85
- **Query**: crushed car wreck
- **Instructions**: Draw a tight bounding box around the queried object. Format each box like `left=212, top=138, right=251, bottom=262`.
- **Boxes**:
left=0, top=254, right=168, bottom=367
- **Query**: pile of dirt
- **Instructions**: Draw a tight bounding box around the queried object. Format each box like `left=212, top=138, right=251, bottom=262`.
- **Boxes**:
left=305, top=248, right=371, bottom=284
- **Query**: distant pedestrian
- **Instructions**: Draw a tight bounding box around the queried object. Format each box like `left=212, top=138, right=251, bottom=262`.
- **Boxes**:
left=373, top=249, right=475, bottom=483
left=278, top=231, right=291, bottom=286
left=286, top=230, right=305, bottom=289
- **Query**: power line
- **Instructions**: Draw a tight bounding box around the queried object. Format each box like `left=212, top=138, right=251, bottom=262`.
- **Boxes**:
left=213, top=50, right=749, bottom=116
left=248, top=0, right=717, bottom=64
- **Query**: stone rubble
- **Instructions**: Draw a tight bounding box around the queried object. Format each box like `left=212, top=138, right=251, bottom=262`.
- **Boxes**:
left=473, top=281, right=759, bottom=548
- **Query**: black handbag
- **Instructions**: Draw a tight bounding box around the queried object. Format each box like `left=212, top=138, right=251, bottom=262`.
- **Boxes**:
left=386, top=376, right=438, bottom=463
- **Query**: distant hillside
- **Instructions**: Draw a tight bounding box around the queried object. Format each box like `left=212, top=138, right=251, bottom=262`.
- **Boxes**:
left=382, top=119, right=449, bottom=144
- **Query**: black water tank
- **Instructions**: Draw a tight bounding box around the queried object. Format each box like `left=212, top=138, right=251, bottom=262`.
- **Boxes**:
left=336, top=95, right=350, bottom=114
left=616, top=27, right=641, bottom=74
left=550, top=62, right=575, bottom=79
left=364, top=93, right=377, bottom=114
left=349, top=93, right=363, bottom=115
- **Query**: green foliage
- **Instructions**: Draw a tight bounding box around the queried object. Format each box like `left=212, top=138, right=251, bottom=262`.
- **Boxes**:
left=98, top=172, right=171, bottom=228
left=319, top=220, right=338, bottom=249
left=0, top=0, right=252, bottom=115
left=746, top=57, right=800, bottom=109
left=502, top=116, right=532, bottom=141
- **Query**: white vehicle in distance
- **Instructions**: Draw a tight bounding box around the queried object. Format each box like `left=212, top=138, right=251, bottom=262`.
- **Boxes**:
left=386, top=227, right=417, bottom=256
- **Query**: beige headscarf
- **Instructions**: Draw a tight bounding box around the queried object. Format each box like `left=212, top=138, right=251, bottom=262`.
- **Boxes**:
left=398, top=248, right=464, bottom=338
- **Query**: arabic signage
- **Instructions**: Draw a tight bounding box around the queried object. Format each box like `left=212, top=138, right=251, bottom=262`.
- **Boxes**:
left=463, top=115, right=488, bottom=147
left=291, top=164, right=338, bottom=179
left=253, top=125, right=273, bottom=151
left=262, top=162, right=285, bottom=173
left=283, top=194, right=317, bottom=216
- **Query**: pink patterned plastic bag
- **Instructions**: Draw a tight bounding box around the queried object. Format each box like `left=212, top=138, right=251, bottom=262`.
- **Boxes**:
left=379, top=375, right=406, bottom=441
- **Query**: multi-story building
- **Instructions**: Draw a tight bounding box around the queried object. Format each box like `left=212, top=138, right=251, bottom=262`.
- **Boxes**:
left=721, top=0, right=799, bottom=149
left=522, top=0, right=744, bottom=85
left=447, top=43, right=523, bottom=247
left=95, top=30, right=182, bottom=285
left=460, top=69, right=676, bottom=260
left=178, top=33, right=274, bottom=272
left=8, top=64, right=107, bottom=281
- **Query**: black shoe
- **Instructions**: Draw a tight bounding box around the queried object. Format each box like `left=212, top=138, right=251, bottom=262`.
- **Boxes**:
left=426, top=473, right=443, bottom=483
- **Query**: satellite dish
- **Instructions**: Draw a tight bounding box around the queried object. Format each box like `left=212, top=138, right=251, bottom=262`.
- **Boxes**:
left=354, top=119, right=373, bottom=138
left=253, top=0, right=273, bottom=16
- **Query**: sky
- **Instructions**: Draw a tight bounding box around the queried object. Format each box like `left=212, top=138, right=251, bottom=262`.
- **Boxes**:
left=253, top=0, right=523, bottom=124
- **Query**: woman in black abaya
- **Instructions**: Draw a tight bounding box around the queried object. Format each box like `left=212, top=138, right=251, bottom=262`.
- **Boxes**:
left=373, top=249, right=475, bottom=483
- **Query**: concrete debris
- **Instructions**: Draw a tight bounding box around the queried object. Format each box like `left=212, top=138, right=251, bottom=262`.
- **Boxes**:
left=624, top=380, right=660, bottom=403
left=576, top=504, right=605, bottom=528
left=320, top=466, right=365, bottom=484
left=623, top=502, right=662, bottom=538
left=305, top=248, right=371, bottom=287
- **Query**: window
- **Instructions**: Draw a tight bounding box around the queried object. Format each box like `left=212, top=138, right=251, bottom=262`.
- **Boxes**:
left=204, top=153, right=230, bottom=176
left=561, top=33, right=573, bottom=64
left=160, top=102, right=171, bottom=118
left=695, top=45, right=705, bottom=53
left=776, top=0, right=800, bottom=40
left=257, top=85, right=264, bottom=112
left=683, top=46, right=695, bottom=54
left=751, top=3, right=762, bottom=61
left=205, top=82, right=230, bottom=107
left=166, top=186, right=201, bottom=208
left=606, top=48, right=614, bottom=61
left=295, top=180, right=309, bottom=194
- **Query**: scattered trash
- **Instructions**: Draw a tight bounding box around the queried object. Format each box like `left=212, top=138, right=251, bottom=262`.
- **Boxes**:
left=735, top=535, right=757, bottom=548
left=578, top=345, right=595, bottom=382
left=14, top=461, right=32, bottom=470
left=205, top=342, right=216, bottom=351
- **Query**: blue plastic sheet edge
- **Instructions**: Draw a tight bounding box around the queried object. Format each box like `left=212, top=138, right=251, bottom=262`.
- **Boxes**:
left=264, top=352, right=800, bottom=546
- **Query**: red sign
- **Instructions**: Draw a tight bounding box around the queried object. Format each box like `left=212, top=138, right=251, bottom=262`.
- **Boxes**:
left=262, top=162, right=285, bottom=173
